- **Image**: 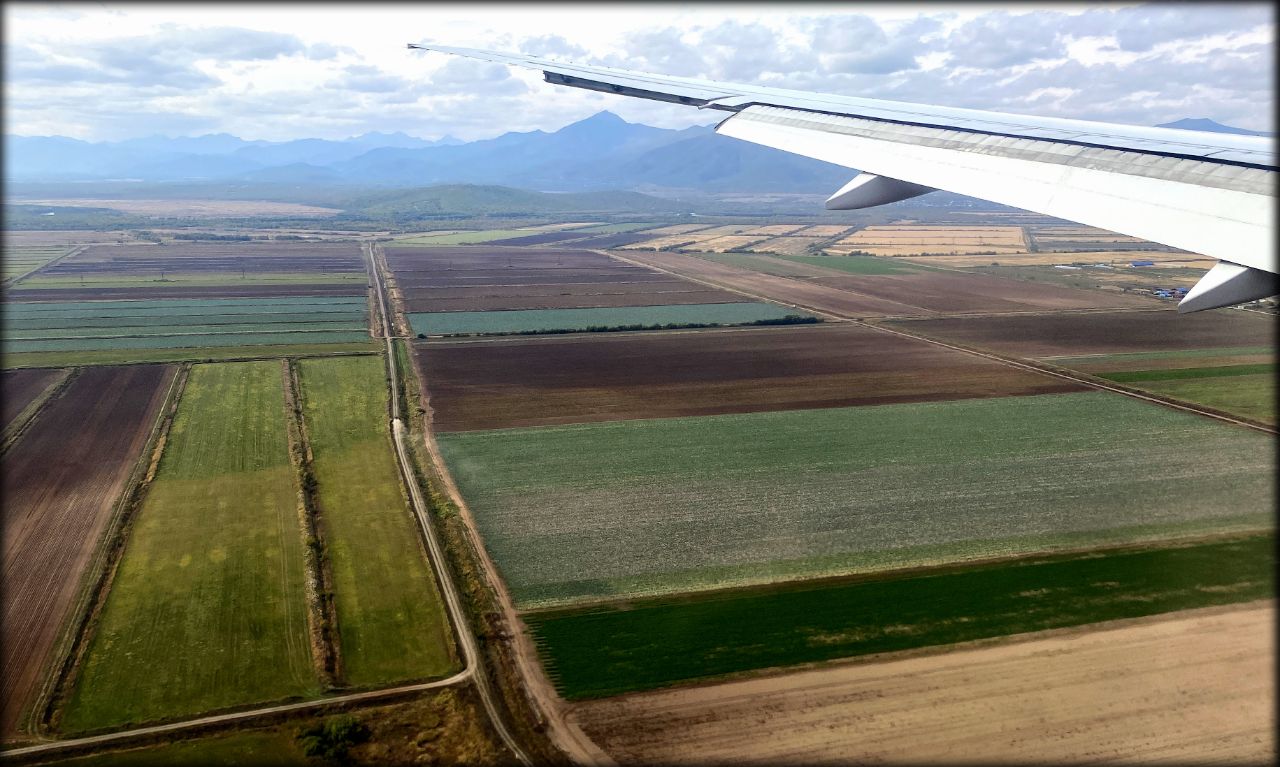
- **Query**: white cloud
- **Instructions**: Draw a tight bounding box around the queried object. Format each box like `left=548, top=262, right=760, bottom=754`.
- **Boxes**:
left=3, top=2, right=1272, bottom=141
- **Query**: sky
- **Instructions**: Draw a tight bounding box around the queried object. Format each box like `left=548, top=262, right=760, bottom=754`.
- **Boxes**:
left=4, top=2, right=1273, bottom=143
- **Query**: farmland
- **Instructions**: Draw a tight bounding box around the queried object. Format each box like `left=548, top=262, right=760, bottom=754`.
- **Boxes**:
left=418, top=324, right=1085, bottom=431
left=2, top=365, right=174, bottom=735
left=2, top=296, right=375, bottom=367
left=1, top=367, right=65, bottom=429
left=295, top=356, right=457, bottom=687
left=438, top=391, right=1274, bottom=608
left=61, top=361, right=318, bottom=732
left=407, top=302, right=810, bottom=336
left=527, top=534, right=1274, bottom=699
left=572, top=603, right=1274, bottom=765
left=3, top=245, right=70, bottom=282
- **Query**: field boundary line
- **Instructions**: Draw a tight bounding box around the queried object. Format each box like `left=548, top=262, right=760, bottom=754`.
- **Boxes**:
left=600, top=250, right=849, bottom=323
left=2, top=673, right=470, bottom=762
left=369, top=244, right=534, bottom=766
left=0, top=368, right=76, bottom=455
left=30, top=364, right=187, bottom=738
left=281, top=360, right=344, bottom=688
left=7, top=245, right=86, bottom=286
left=376, top=245, right=604, bottom=765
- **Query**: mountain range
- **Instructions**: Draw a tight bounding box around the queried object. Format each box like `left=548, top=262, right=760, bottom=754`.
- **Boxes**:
left=5, top=113, right=1268, bottom=196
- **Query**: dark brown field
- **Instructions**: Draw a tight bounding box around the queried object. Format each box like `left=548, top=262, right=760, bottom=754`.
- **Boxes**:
left=418, top=324, right=1085, bottom=431
left=407, top=289, right=742, bottom=313
left=1, top=368, right=63, bottom=430
left=485, top=231, right=597, bottom=246
left=0, top=364, right=174, bottom=735
left=567, top=233, right=654, bottom=249
left=618, top=251, right=933, bottom=316
left=395, top=269, right=672, bottom=288
left=4, top=284, right=366, bottom=301
left=886, top=309, right=1277, bottom=358
left=384, top=246, right=615, bottom=271
left=45, top=242, right=364, bottom=275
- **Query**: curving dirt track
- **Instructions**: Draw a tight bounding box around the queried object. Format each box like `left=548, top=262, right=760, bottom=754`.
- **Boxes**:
left=572, top=602, right=1275, bottom=765
left=1, top=364, right=174, bottom=736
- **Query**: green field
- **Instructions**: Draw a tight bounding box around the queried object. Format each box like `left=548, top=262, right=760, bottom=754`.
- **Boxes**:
left=1098, top=362, right=1274, bottom=383
left=4, top=296, right=367, bottom=316
left=1125, top=374, right=1276, bottom=424
left=409, top=302, right=809, bottom=336
left=47, top=730, right=306, bottom=767
left=3, top=246, right=69, bottom=281
left=5, top=330, right=372, bottom=353
left=438, top=391, right=1275, bottom=608
left=296, top=356, right=458, bottom=686
left=1, top=343, right=379, bottom=370
left=526, top=533, right=1275, bottom=699
left=5, top=312, right=365, bottom=331
left=8, top=321, right=367, bottom=340
left=62, top=361, right=319, bottom=732
left=393, top=230, right=535, bottom=246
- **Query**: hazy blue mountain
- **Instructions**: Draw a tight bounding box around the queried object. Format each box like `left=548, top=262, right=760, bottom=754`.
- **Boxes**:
left=6, top=114, right=1267, bottom=193
left=1155, top=118, right=1270, bottom=136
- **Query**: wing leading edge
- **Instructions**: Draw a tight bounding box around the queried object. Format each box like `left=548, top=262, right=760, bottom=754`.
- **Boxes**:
left=408, top=43, right=1277, bottom=312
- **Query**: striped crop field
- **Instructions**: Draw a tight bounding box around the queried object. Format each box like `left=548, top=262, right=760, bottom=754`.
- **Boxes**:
left=2, top=296, right=373, bottom=359
left=61, top=361, right=319, bottom=732
left=437, top=391, right=1274, bottom=608
left=409, top=302, right=811, bottom=336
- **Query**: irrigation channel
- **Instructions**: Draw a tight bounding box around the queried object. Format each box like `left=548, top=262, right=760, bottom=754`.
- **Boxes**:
left=1, top=244, right=536, bottom=765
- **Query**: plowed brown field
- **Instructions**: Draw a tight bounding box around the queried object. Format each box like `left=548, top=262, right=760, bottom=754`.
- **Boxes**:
left=888, top=309, right=1277, bottom=358
left=418, top=324, right=1085, bottom=430
left=407, top=289, right=741, bottom=313
left=384, top=246, right=614, bottom=271
left=0, top=364, right=174, bottom=735
left=572, top=602, right=1275, bottom=765
left=808, top=271, right=1154, bottom=313
left=5, top=284, right=365, bottom=301
left=1, top=368, right=63, bottom=430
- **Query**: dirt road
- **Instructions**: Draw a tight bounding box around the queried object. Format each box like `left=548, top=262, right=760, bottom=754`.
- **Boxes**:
left=572, top=602, right=1275, bottom=765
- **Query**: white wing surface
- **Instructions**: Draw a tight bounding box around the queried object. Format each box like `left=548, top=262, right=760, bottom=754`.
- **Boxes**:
left=408, top=44, right=1276, bottom=312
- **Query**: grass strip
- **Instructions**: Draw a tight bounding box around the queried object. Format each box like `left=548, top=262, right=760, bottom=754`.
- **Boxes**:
left=1, top=343, right=379, bottom=370
left=526, top=533, right=1275, bottom=700
left=295, top=356, right=459, bottom=687
left=1098, top=362, right=1275, bottom=383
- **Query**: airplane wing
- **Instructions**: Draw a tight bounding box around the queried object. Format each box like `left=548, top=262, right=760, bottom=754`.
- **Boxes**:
left=408, top=44, right=1276, bottom=313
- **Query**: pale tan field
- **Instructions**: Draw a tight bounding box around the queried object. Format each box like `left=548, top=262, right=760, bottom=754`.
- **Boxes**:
left=573, top=602, right=1275, bottom=766
left=16, top=198, right=341, bottom=217
left=692, top=224, right=760, bottom=236
left=741, top=224, right=806, bottom=236
left=743, top=237, right=826, bottom=255
left=640, top=224, right=716, bottom=235
left=829, top=244, right=1029, bottom=256
left=618, top=235, right=700, bottom=250
left=682, top=235, right=769, bottom=252
left=794, top=225, right=855, bottom=237
left=898, top=251, right=1214, bottom=268
left=521, top=222, right=595, bottom=231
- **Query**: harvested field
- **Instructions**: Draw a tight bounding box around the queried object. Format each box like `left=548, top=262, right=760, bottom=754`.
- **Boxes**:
left=1, top=368, right=64, bottom=429
left=4, top=246, right=69, bottom=282
left=741, top=225, right=806, bottom=236
left=296, top=357, right=457, bottom=686
left=419, top=324, right=1085, bottom=431
left=14, top=199, right=339, bottom=217
left=61, top=361, right=318, bottom=732
left=616, top=235, right=704, bottom=250
left=389, top=230, right=535, bottom=246
left=572, top=602, right=1275, bottom=765
left=530, top=535, right=1274, bottom=699
left=564, top=233, right=654, bottom=249
left=692, top=225, right=759, bottom=236
left=638, top=224, right=716, bottom=235
left=680, top=235, right=767, bottom=252
left=437, top=391, right=1275, bottom=607
left=573, top=222, right=655, bottom=233
left=828, top=225, right=1028, bottom=256
left=794, top=225, right=854, bottom=237
left=617, top=250, right=933, bottom=316
left=900, top=252, right=1202, bottom=268
left=806, top=270, right=1155, bottom=313
left=697, top=253, right=918, bottom=277
left=741, top=237, right=824, bottom=256
left=1, top=364, right=174, bottom=734
left=889, top=308, right=1276, bottom=358
left=408, top=302, right=808, bottom=336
